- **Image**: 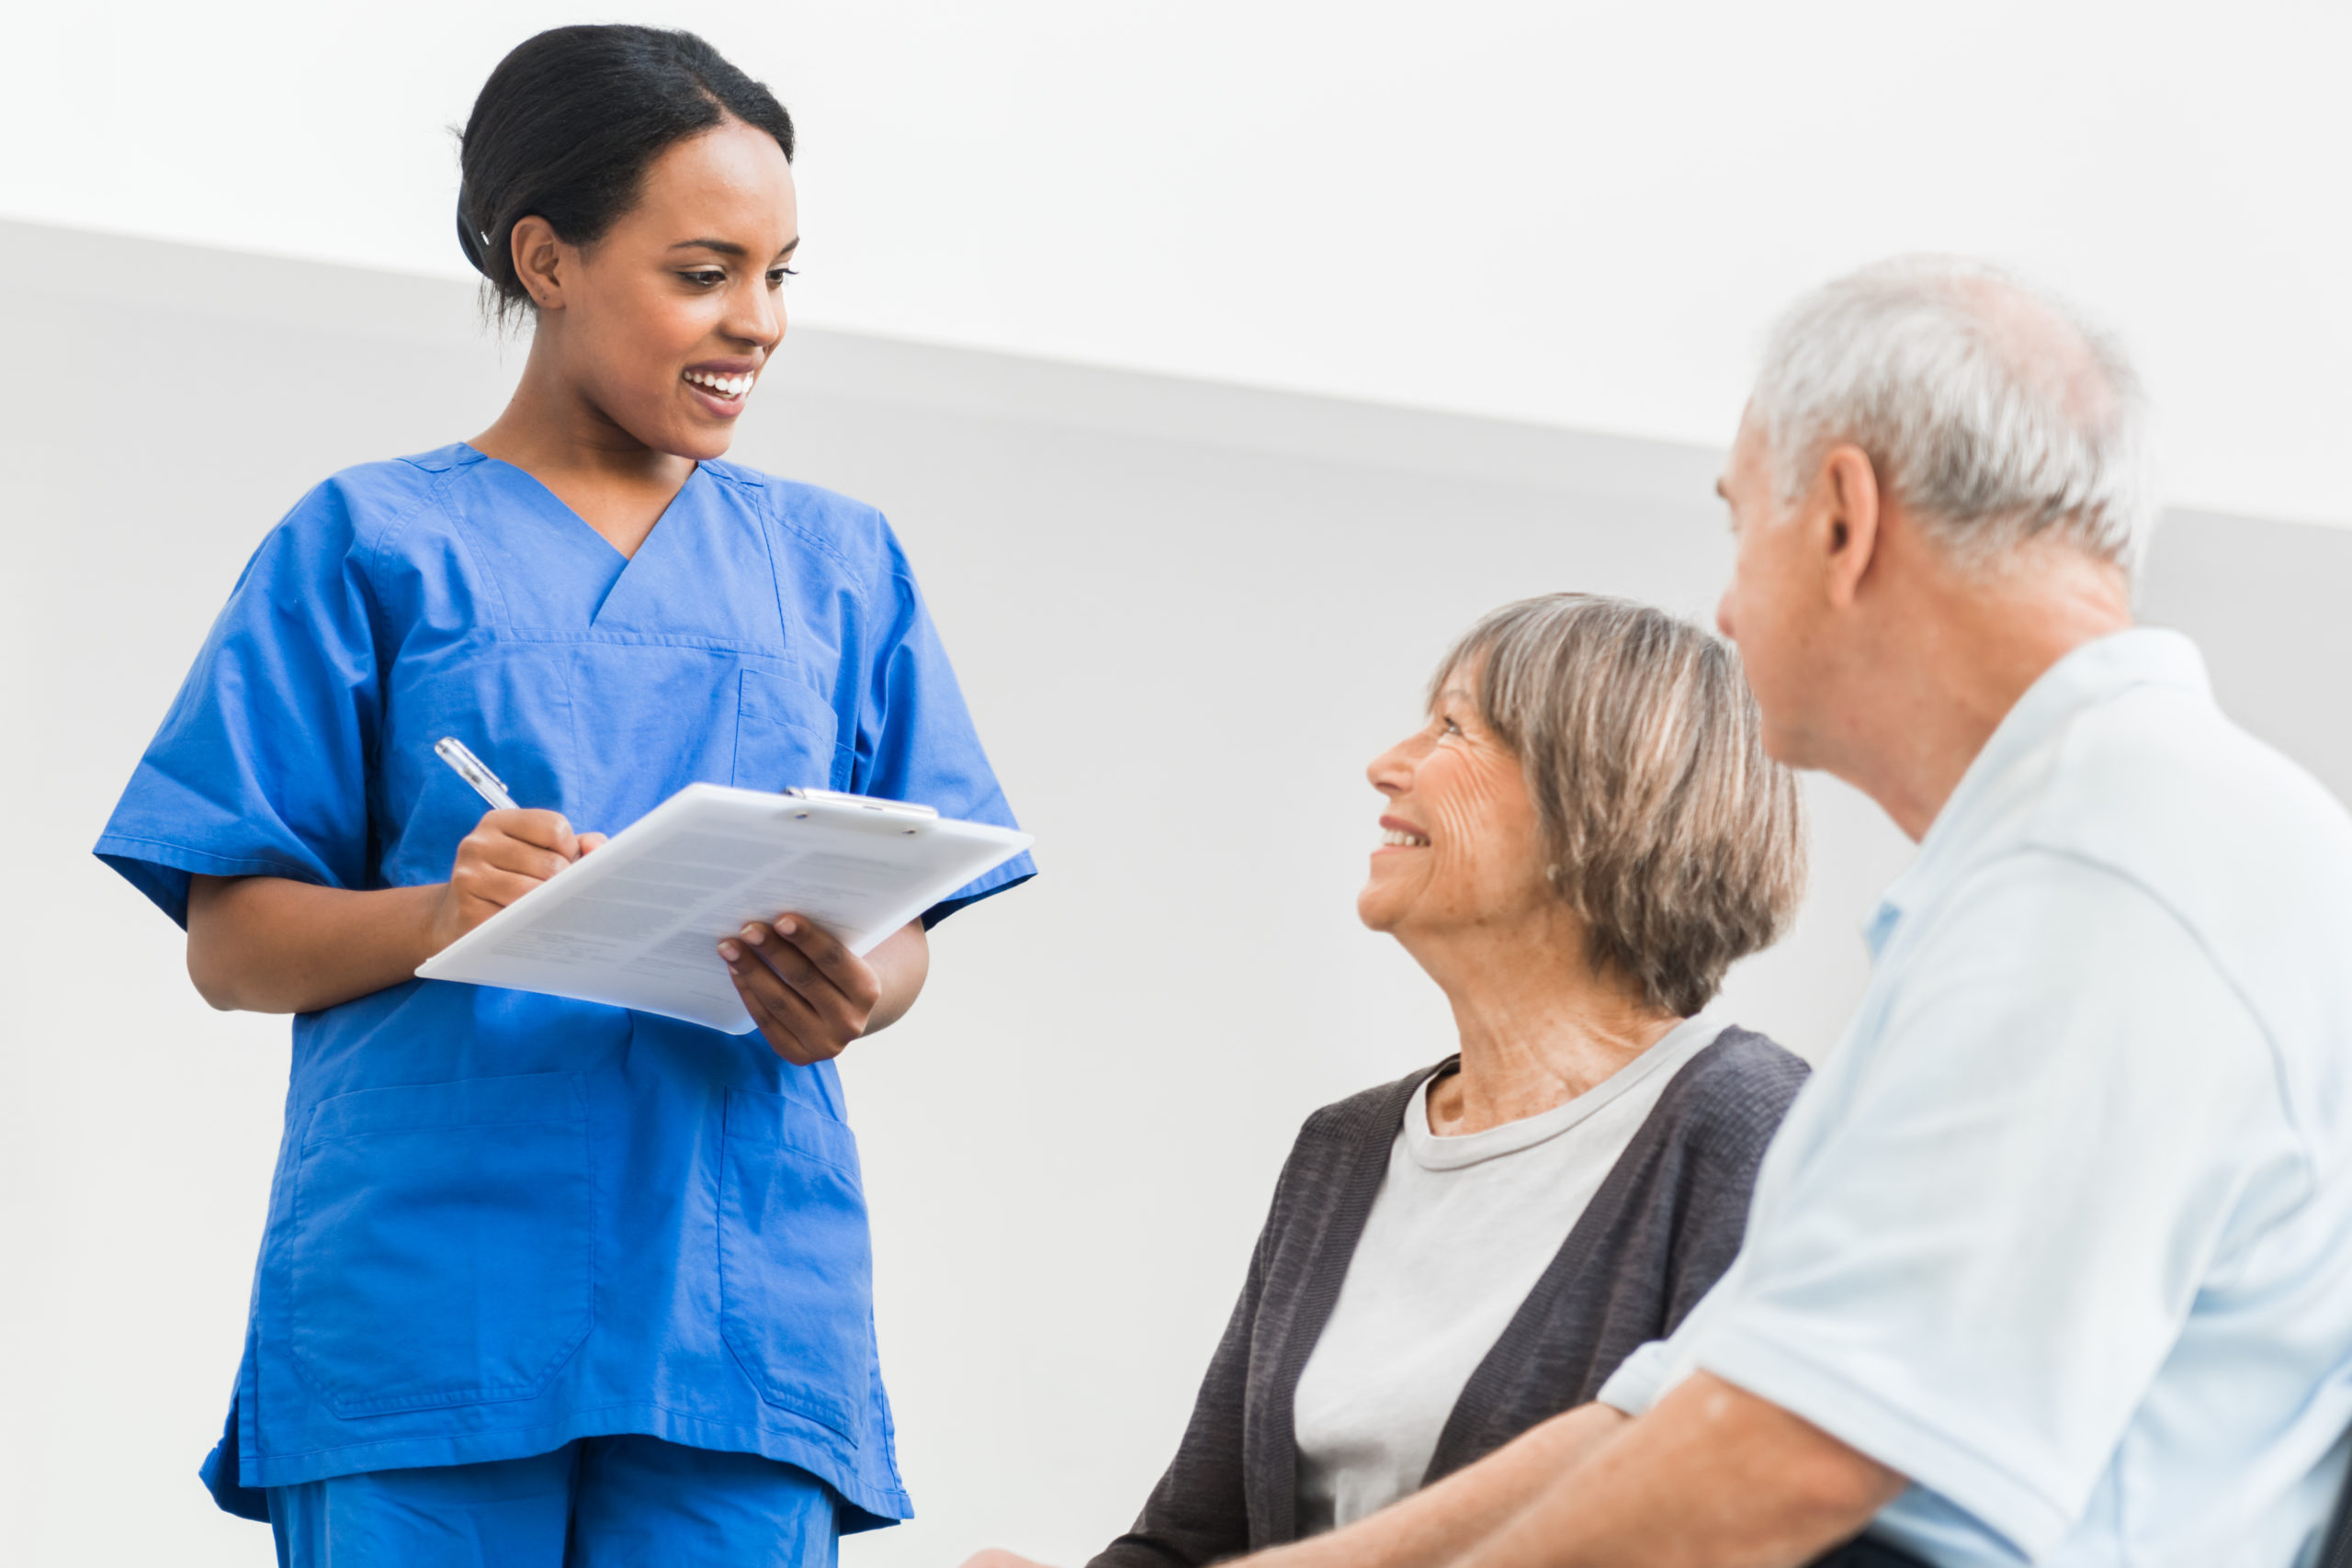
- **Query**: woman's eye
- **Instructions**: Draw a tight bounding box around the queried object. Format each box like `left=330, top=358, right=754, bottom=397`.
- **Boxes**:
left=681, top=269, right=726, bottom=288
left=767, top=266, right=799, bottom=287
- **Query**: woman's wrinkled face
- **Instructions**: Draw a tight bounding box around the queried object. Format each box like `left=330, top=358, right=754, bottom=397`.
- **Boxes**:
left=534, top=116, right=799, bottom=460
left=1358, top=661, right=1554, bottom=941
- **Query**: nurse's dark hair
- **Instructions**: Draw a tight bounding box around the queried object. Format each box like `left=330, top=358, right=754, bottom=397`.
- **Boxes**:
left=456, top=25, right=794, bottom=318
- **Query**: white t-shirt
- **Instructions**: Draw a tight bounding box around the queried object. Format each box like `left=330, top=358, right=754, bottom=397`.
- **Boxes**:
left=1292, top=1013, right=1729, bottom=1533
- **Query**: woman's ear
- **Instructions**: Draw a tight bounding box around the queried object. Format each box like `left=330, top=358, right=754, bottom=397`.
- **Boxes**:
left=508, top=216, right=569, bottom=310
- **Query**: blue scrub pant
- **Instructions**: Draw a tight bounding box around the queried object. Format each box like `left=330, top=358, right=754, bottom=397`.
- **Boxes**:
left=267, top=1435, right=840, bottom=1568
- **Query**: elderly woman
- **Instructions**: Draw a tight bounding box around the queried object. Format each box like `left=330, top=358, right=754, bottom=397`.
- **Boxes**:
left=968, top=593, right=1810, bottom=1567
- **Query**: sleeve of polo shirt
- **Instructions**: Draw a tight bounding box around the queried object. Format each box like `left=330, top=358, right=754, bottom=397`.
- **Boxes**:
left=1686, top=851, right=2300, bottom=1558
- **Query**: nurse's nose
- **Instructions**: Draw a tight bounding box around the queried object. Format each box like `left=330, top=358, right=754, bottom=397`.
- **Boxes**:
left=727, top=280, right=785, bottom=351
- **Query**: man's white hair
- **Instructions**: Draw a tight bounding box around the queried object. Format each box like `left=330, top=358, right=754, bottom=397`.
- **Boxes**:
left=1751, top=255, right=2155, bottom=575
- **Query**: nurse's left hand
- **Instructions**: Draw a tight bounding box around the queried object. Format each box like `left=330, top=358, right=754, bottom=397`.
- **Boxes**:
left=718, top=914, right=929, bottom=1064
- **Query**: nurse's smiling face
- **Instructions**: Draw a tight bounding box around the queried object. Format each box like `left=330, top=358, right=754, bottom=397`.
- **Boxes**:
left=511, top=116, right=798, bottom=461
left=1357, top=660, right=1554, bottom=944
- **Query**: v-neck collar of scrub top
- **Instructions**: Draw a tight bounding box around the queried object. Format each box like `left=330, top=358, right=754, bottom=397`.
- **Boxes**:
left=439, top=445, right=794, bottom=658
left=457, top=444, right=718, bottom=631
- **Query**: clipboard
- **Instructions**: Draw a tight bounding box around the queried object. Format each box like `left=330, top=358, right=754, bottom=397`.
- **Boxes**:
left=415, top=784, right=1033, bottom=1032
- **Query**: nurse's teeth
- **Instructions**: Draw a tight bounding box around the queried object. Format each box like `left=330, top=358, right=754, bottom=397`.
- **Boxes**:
left=685, top=370, right=753, bottom=397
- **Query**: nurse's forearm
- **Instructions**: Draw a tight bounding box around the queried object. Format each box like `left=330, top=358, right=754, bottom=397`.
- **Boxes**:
left=187, top=808, right=595, bottom=1014
left=187, top=874, right=451, bottom=1014
left=861, top=919, right=929, bottom=1035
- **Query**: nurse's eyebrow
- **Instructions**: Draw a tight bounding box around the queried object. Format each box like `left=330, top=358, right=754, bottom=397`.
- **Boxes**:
left=667, top=237, right=801, bottom=260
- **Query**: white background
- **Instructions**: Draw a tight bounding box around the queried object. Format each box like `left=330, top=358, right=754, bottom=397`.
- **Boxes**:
left=4, top=1, right=2347, bottom=528
left=6, top=6, right=2352, bottom=1565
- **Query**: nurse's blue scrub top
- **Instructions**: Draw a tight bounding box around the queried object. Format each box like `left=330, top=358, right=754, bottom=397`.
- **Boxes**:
left=94, top=445, right=1035, bottom=1527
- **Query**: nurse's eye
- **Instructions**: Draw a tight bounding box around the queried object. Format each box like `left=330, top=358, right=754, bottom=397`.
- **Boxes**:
left=766, top=265, right=799, bottom=288
left=680, top=269, right=727, bottom=288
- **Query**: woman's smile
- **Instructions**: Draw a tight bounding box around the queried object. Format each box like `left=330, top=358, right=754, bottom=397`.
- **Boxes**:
left=682, top=361, right=759, bottom=414
left=1376, top=816, right=1432, bottom=852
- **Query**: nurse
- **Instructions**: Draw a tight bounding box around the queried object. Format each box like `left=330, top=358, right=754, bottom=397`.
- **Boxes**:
left=94, top=24, right=1033, bottom=1568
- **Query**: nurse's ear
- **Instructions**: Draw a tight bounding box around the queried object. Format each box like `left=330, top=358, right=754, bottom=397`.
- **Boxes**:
left=508, top=216, right=571, bottom=312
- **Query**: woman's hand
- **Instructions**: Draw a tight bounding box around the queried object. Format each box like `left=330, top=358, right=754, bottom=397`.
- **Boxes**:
left=957, top=1552, right=1057, bottom=1568
left=720, top=915, right=929, bottom=1064
left=428, top=807, right=606, bottom=950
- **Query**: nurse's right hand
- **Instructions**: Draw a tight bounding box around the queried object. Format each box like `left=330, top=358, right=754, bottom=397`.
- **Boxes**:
left=187, top=810, right=605, bottom=1016
left=432, top=808, right=608, bottom=948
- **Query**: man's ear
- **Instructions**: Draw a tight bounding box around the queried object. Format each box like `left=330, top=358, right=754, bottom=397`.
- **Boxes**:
left=1816, top=444, right=1883, bottom=609
left=509, top=216, right=568, bottom=310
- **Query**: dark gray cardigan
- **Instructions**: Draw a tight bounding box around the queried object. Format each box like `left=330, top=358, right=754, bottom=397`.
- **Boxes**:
left=1089, top=1028, right=1809, bottom=1568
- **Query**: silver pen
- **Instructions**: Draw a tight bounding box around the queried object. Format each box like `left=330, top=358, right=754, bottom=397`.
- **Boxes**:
left=435, top=737, right=519, bottom=811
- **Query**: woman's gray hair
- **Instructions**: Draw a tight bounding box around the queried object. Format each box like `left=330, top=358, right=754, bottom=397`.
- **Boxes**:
left=1436, top=594, right=1805, bottom=1017
left=1752, top=255, right=2154, bottom=576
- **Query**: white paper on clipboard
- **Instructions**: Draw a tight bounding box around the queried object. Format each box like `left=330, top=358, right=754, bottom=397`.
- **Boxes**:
left=414, top=784, right=1032, bottom=1032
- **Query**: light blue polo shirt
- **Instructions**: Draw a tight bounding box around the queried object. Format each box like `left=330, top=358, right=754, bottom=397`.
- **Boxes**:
left=1600, top=629, right=2352, bottom=1566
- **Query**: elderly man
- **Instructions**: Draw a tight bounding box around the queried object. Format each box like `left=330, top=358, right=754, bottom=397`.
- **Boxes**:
left=1227, top=257, right=2352, bottom=1567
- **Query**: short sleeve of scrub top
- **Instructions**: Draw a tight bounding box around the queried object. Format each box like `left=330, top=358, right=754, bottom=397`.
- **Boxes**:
left=96, top=479, right=382, bottom=925
left=94, top=446, right=1035, bottom=1529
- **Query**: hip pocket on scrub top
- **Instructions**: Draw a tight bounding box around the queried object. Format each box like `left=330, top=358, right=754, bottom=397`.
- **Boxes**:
left=718, top=1088, right=876, bottom=1443
left=288, top=1072, right=595, bottom=1417
left=734, top=668, right=849, bottom=794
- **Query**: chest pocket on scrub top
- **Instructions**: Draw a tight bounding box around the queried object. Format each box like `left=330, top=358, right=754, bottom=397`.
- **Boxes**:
left=733, top=667, right=848, bottom=794
left=286, top=1072, right=594, bottom=1416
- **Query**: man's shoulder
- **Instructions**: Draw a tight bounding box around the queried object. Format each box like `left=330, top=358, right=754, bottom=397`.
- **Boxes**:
left=1928, top=677, right=2352, bottom=1156
left=2030, top=678, right=2352, bottom=941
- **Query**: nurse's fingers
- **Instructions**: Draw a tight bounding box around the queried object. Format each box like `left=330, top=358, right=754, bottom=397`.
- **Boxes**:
left=452, top=863, right=568, bottom=909
left=734, top=919, right=877, bottom=1034
left=480, top=808, right=580, bottom=861
left=765, top=916, right=883, bottom=1012
left=720, top=942, right=842, bottom=1064
left=452, top=810, right=578, bottom=888
left=735, top=921, right=865, bottom=1024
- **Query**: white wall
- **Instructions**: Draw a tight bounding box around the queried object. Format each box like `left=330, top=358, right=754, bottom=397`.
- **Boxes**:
left=5, top=221, right=2350, bottom=1566
left=3, top=2, right=2347, bottom=529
